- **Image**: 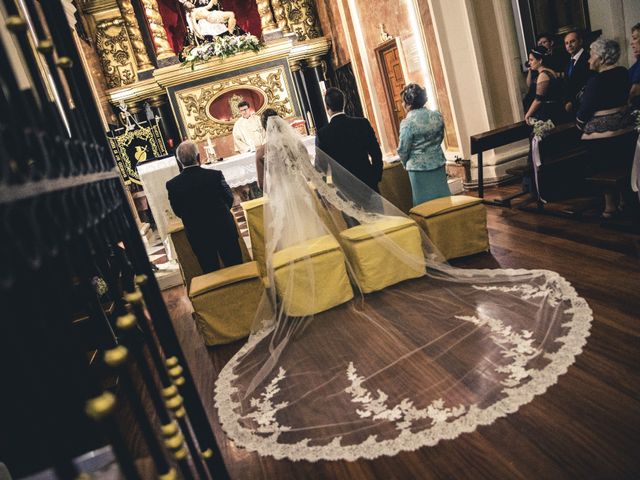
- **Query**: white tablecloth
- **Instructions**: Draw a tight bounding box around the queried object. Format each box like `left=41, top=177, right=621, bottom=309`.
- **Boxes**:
left=203, top=135, right=317, bottom=187
left=137, top=156, right=180, bottom=241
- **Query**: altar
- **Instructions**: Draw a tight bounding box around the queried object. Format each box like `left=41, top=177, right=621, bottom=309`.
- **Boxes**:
left=137, top=135, right=317, bottom=242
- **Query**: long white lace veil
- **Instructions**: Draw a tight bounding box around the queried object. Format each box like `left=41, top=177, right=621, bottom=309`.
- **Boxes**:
left=214, top=116, right=592, bottom=461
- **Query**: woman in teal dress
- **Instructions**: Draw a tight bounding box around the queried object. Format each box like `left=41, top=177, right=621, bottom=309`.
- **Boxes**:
left=397, top=83, right=450, bottom=205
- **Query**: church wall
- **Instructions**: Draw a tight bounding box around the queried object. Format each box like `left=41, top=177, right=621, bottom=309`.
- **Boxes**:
left=315, top=0, right=351, bottom=68
left=587, top=0, right=639, bottom=67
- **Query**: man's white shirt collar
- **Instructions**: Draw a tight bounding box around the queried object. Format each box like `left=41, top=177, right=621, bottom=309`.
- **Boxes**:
left=329, top=111, right=346, bottom=122
left=571, top=48, right=584, bottom=62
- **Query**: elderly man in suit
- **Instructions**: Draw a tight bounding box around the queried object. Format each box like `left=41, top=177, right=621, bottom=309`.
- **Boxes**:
left=166, top=140, right=242, bottom=273
left=564, top=30, right=592, bottom=113
left=315, top=87, right=383, bottom=192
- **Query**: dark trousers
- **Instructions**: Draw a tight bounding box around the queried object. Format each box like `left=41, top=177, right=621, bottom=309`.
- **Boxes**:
left=188, top=231, right=243, bottom=274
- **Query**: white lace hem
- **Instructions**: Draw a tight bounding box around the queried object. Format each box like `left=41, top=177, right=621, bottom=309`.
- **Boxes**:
left=213, top=268, right=592, bottom=462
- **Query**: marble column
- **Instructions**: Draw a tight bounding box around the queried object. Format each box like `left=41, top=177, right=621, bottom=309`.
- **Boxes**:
left=290, top=60, right=314, bottom=133
left=117, top=0, right=155, bottom=76
left=271, top=0, right=291, bottom=34
left=255, top=0, right=278, bottom=33
left=302, top=55, right=329, bottom=131
left=149, top=95, right=180, bottom=150
left=139, top=0, right=176, bottom=63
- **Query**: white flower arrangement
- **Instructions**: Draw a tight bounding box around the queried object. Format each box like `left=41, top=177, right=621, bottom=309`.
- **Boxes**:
left=181, top=34, right=263, bottom=68
left=527, top=118, right=555, bottom=140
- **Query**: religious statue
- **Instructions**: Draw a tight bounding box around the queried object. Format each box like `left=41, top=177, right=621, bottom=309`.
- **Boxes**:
left=117, top=100, right=139, bottom=131
left=379, top=23, right=392, bottom=43
left=180, top=0, right=237, bottom=40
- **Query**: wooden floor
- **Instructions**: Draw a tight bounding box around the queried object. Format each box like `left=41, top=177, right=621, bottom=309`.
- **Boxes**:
left=163, top=196, right=640, bottom=480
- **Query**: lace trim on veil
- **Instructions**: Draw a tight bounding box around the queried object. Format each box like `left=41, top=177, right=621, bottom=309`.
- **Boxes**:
left=213, top=118, right=592, bottom=462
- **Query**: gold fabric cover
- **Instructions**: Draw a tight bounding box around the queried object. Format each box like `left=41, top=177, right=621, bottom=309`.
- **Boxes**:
left=189, top=261, right=264, bottom=346
left=272, top=235, right=353, bottom=316
left=379, top=162, right=413, bottom=214
left=410, top=196, right=489, bottom=260
left=168, top=219, right=203, bottom=291
left=339, top=216, right=425, bottom=293
left=168, top=217, right=251, bottom=293
left=242, top=197, right=266, bottom=277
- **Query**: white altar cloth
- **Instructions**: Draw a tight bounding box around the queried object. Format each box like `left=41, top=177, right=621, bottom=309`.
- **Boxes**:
left=203, top=135, right=316, bottom=186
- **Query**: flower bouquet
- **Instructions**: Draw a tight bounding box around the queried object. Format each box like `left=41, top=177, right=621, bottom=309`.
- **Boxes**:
left=181, top=34, right=263, bottom=69
left=527, top=118, right=555, bottom=140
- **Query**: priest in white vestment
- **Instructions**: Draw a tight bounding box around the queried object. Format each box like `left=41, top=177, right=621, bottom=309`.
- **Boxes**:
left=232, top=101, right=266, bottom=153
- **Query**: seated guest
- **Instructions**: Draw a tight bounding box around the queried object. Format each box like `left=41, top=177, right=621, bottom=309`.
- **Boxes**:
left=254, top=108, right=279, bottom=191
left=629, top=22, right=640, bottom=108
left=166, top=140, right=242, bottom=272
left=576, top=39, right=637, bottom=217
left=397, top=83, right=450, bottom=205
left=564, top=30, right=592, bottom=114
left=524, top=45, right=566, bottom=124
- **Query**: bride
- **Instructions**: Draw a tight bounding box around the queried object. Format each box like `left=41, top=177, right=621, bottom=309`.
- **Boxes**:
left=214, top=116, right=592, bottom=461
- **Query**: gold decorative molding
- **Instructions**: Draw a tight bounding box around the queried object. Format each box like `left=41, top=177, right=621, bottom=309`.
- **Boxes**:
left=175, top=65, right=294, bottom=141
left=140, top=0, right=174, bottom=59
left=116, top=0, right=154, bottom=72
left=271, top=0, right=291, bottom=34
left=95, top=16, right=136, bottom=88
left=154, top=38, right=294, bottom=89
left=256, top=0, right=277, bottom=32
left=284, top=0, right=322, bottom=41
left=106, top=36, right=332, bottom=106
left=82, top=0, right=119, bottom=15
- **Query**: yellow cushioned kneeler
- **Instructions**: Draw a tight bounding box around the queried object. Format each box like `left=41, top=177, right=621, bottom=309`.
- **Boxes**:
left=241, top=197, right=267, bottom=277
left=339, top=216, right=425, bottom=293
left=409, top=195, right=489, bottom=260
left=189, top=261, right=264, bottom=346
left=272, top=235, right=353, bottom=316
left=379, top=162, right=413, bottom=214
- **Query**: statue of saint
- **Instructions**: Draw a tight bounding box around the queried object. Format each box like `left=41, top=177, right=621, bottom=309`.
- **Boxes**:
left=117, top=100, right=139, bottom=131
left=180, top=0, right=237, bottom=39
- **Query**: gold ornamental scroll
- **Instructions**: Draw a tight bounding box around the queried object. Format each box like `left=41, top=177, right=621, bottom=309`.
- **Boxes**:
left=94, top=15, right=137, bottom=88
left=116, top=0, right=154, bottom=72
left=174, top=65, right=295, bottom=141
left=255, top=0, right=277, bottom=32
left=284, top=0, right=322, bottom=41
left=140, top=0, right=174, bottom=59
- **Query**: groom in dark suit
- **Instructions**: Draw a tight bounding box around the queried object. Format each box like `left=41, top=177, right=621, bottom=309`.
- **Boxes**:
left=315, top=87, right=383, bottom=192
left=166, top=140, right=242, bottom=273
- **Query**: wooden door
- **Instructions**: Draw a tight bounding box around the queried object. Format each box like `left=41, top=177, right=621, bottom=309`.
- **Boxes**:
left=376, top=39, right=406, bottom=143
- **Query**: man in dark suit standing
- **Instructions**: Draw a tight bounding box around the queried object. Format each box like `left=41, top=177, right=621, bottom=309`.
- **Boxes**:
left=166, top=140, right=242, bottom=273
left=315, top=87, right=383, bottom=192
left=563, top=30, right=591, bottom=113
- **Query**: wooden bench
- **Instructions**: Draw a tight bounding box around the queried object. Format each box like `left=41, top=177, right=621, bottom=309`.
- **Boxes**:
left=470, top=121, right=589, bottom=210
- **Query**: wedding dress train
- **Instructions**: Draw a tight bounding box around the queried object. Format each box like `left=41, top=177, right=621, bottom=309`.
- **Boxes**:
left=213, top=117, right=592, bottom=461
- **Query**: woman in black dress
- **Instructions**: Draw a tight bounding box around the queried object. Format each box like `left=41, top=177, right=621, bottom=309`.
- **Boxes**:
left=524, top=45, right=566, bottom=125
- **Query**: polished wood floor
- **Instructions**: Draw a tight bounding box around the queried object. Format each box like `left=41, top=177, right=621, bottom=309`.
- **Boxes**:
left=163, top=195, right=640, bottom=480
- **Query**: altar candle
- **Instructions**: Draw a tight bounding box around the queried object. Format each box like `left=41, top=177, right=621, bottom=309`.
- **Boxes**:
left=207, top=136, right=213, bottom=149
left=306, top=111, right=315, bottom=130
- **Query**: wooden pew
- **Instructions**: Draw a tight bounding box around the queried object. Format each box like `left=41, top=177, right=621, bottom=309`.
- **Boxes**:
left=470, top=121, right=530, bottom=206
left=470, top=121, right=589, bottom=210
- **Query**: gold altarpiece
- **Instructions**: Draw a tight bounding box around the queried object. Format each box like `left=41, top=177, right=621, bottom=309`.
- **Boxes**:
left=77, top=0, right=333, bottom=157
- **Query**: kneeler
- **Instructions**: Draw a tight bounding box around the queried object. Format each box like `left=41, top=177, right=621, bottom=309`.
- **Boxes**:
left=241, top=197, right=267, bottom=277
left=339, top=216, right=425, bottom=293
left=168, top=217, right=251, bottom=294
left=272, top=235, right=354, bottom=316
left=189, top=261, right=264, bottom=345
left=409, top=195, right=489, bottom=260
